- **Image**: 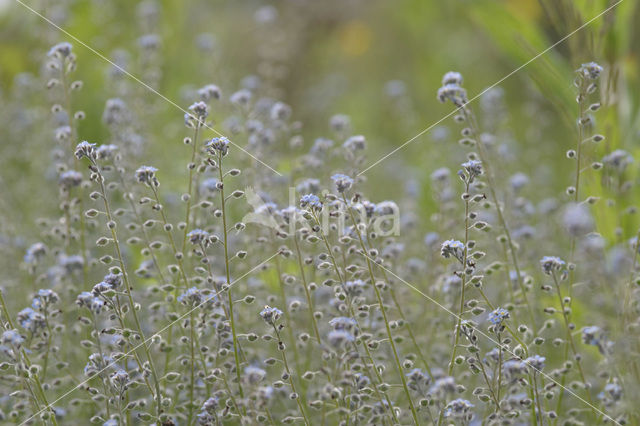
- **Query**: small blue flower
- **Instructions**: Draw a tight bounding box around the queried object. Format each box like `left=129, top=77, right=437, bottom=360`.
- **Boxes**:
left=1, top=330, right=25, bottom=347
left=300, top=194, right=323, bottom=212
left=329, top=317, right=358, bottom=331
left=524, top=355, right=546, bottom=371
left=206, top=137, right=230, bottom=156
left=24, top=242, right=47, bottom=264
left=578, top=62, right=603, bottom=80
left=442, top=71, right=463, bottom=86
left=74, top=141, right=97, bottom=161
left=441, top=239, right=465, bottom=262
left=461, top=160, right=482, bottom=180
left=187, top=229, right=210, bottom=246
left=48, top=42, right=73, bottom=58
left=582, top=326, right=601, bottom=346
left=260, top=305, right=283, bottom=325
left=135, top=166, right=158, bottom=185
left=540, top=256, right=565, bottom=275
left=327, top=329, right=355, bottom=348
left=178, top=287, right=203, bottom=307
left=488, top=307, right=510, bottom=325
left=331, top=173, right=354, bottom=193
left=444, top=398, right=474, bottom=418
left=437, top=80, right=467, bottom=106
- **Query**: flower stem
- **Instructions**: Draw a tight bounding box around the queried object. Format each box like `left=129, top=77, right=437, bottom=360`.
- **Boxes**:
left=342, top=193, right=419, bottom=425
left=217, top=152, right=245, bottom=405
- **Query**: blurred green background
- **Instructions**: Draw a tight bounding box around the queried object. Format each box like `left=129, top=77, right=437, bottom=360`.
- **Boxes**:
left=1, top=0, right=639, bottom=241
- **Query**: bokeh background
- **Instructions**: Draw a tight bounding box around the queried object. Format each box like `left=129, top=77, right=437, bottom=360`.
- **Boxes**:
left=1, top=1, right=640, bottom=423
left=1, top=0, right=639, bottom=265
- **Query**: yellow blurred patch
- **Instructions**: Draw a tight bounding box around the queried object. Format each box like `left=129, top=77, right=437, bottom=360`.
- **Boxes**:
left=0, top=45, right=28, bottom=84
left=504, top=0, right=542, bottom=20
left=339, top=20, right=372, bottom=57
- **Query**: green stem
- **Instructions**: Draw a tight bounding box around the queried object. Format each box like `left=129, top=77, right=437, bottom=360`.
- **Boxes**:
left=274, top=327, right=310, bottom=426
left=550, top=272, right=596, bottom=416
left=341, top=193, right=419, bottom=425
left=310, top=211, right=398, bottom=424
left=448, top=180, right=471, bottom=377
left=187, top=310, right=195, bottom=425
left=217, top=152, right=245, bottom=405
left=93, top=161, right=162, bottom=418
left=463, top=107, right=536, bottom=331
left=293, top=236, right=322, bottom=344
left=182, top=126, right=200, bottom=253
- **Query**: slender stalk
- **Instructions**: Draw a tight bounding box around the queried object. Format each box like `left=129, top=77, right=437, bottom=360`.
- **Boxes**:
left=41, top=310, right=53, bottom=381
left=550, top=271, right=595, bottom=416
left=187, top=310, right=196, bottom=425
left=463, top=107, right=536, bottom=330
left=472, top=351, right=499, bottom=409
left=532, top=372, right=544, bottom=426
left=447, top=179, right=471, bottom=376
left=182, top=126, right=200, bottom=253
left=274, top=326, right=310, bottom=426
left=92, top=160, right=162, bottom=418
left=495, top=332, right=503, bottom=402
left=623, top=229, right=640, bottom=332
left=292, top=236, right=322, bottom=344
left=292, top=230, right=345, bottom=420
left=59, top=63, right=88, bottom=286
left=573, top=79, right=586, bottom=206
left=217, top=152, right=245, bottom=403
left=273, top=247, right=302, bottom=374
left=363, top=234, right=433, bottom=378
left=114, top=166, right=166, bottom=284
left=0, top=292, right=58, bottom=425
left=91, top=312, right=111, bottom=418
left=149, top=186, right=189, bottom=289
left=309, top=211, right=399, bottom=424
left=341, top=193, right=419, bottom=425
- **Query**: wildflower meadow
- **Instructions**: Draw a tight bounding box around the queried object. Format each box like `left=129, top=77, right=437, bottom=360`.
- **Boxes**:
left=1, top=1, right=640, bottom=425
